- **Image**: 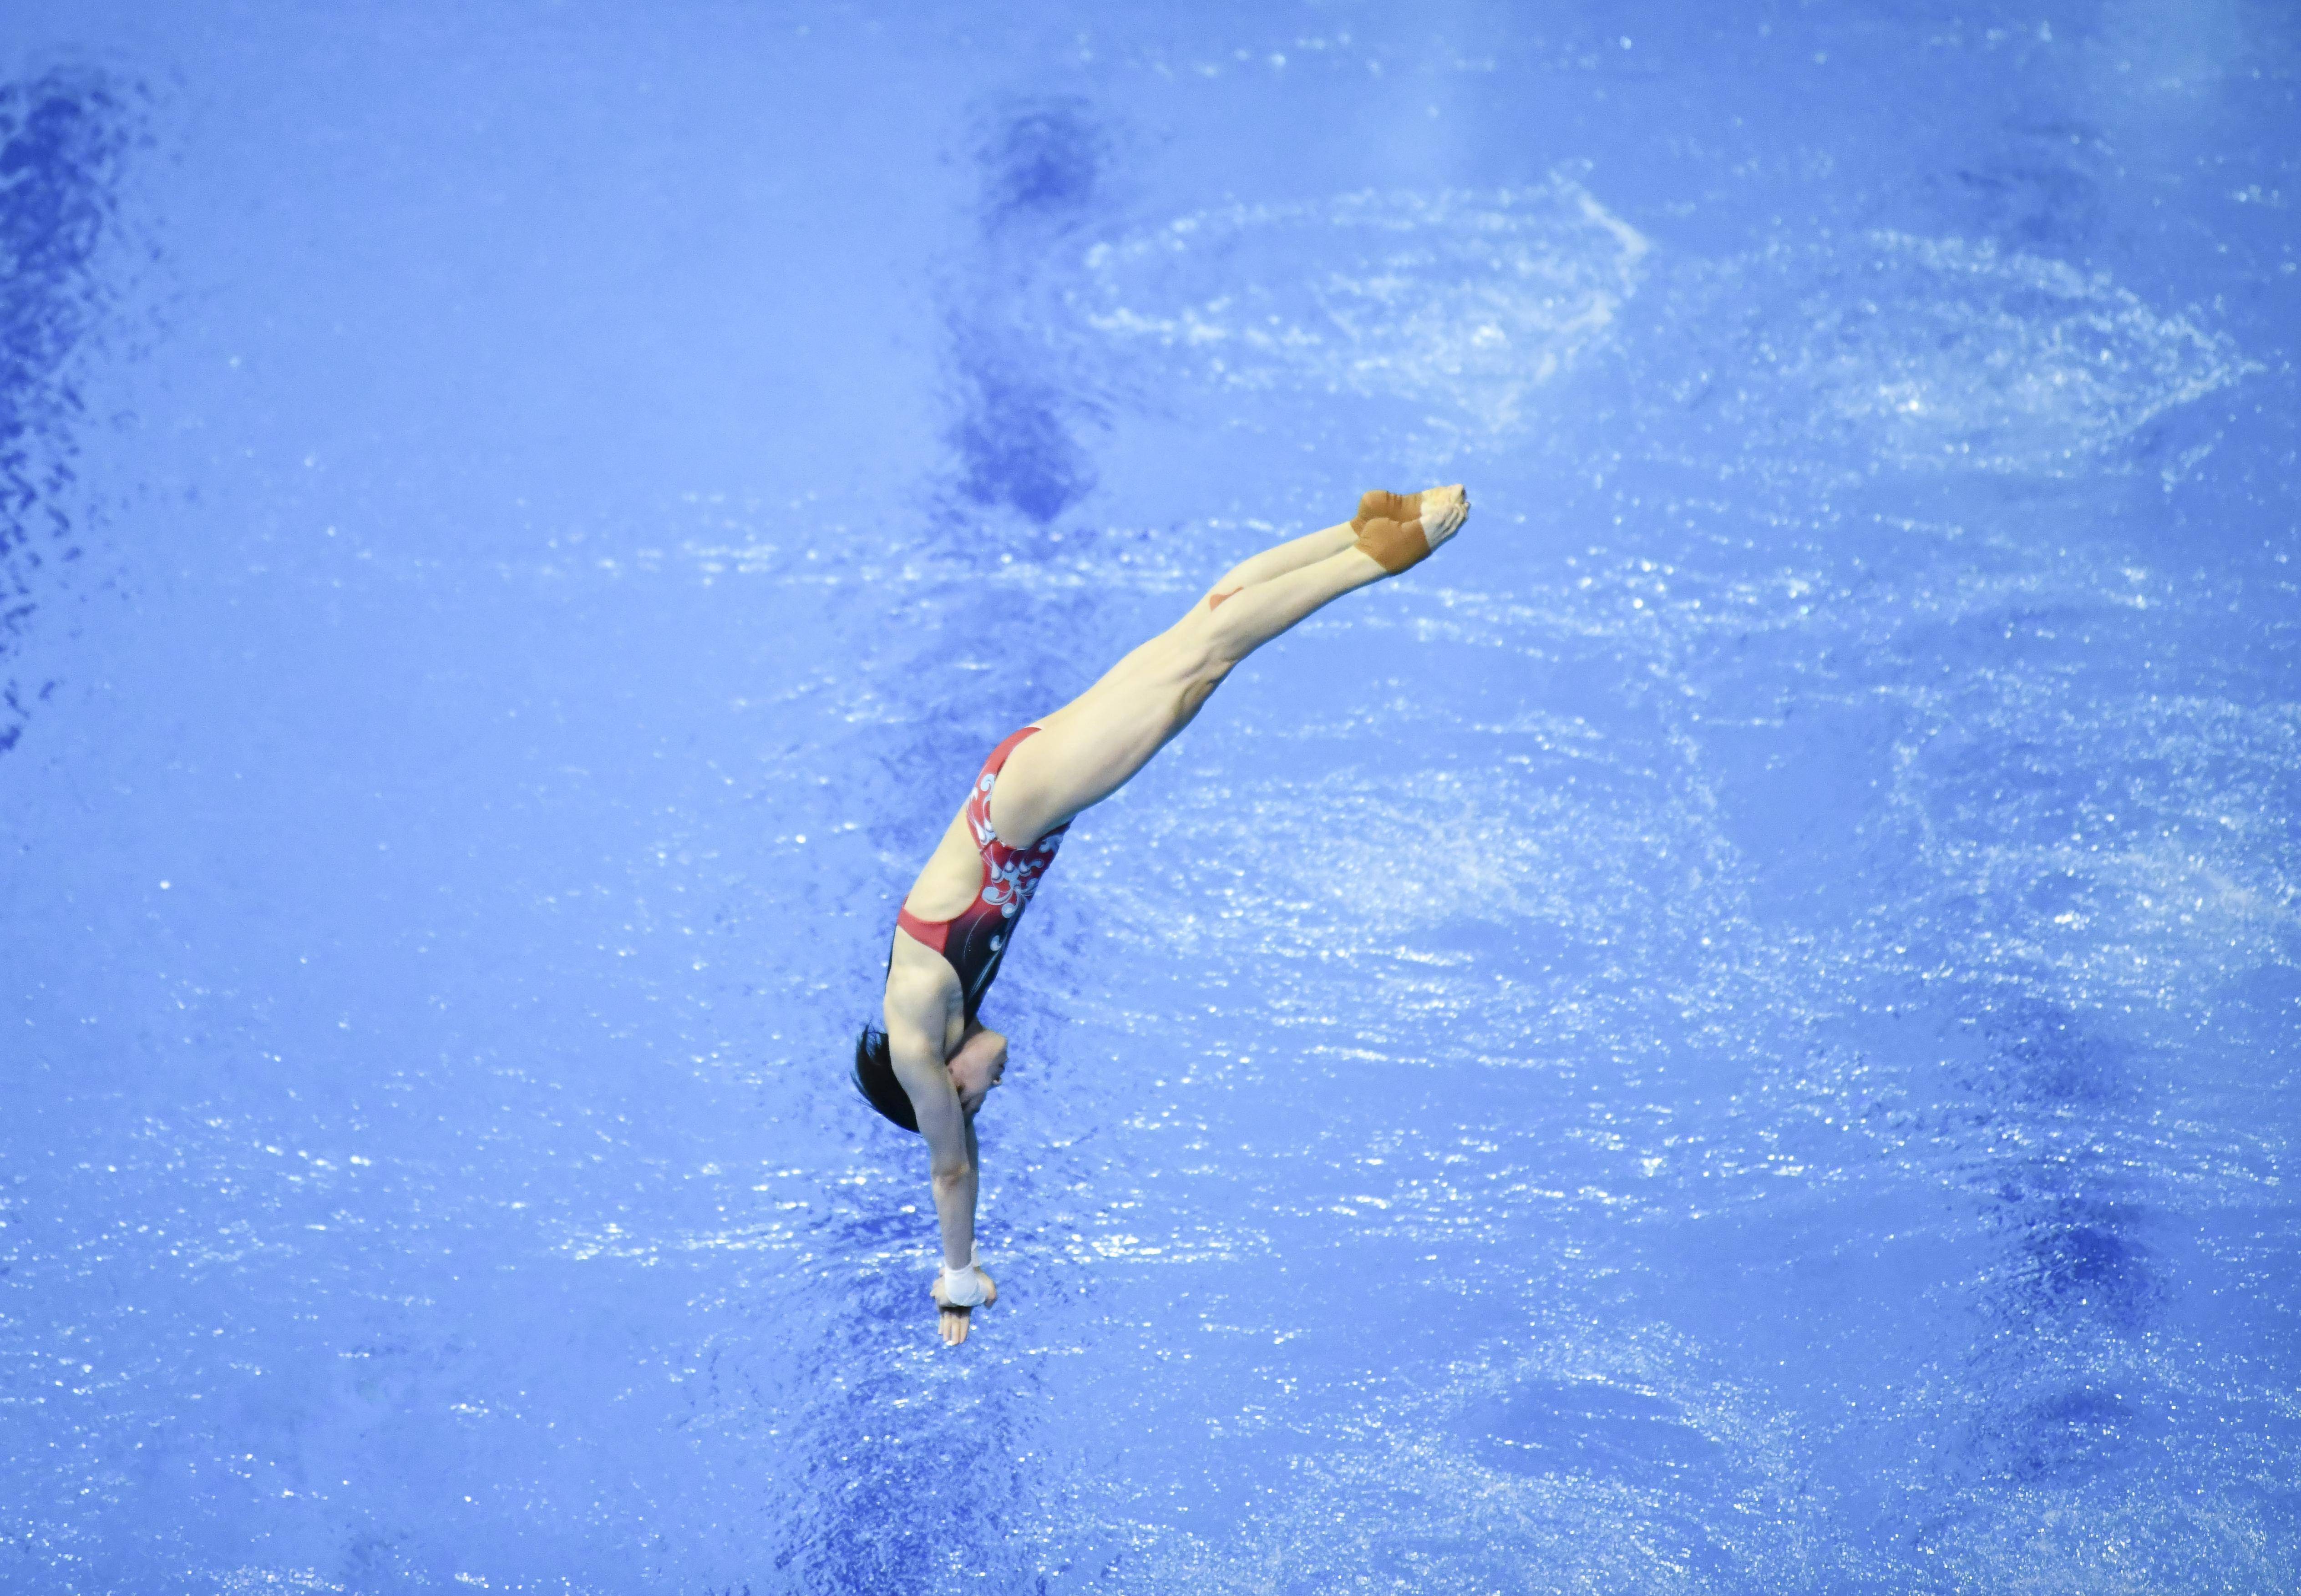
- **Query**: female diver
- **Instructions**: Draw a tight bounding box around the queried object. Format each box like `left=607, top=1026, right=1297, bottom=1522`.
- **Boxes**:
left=855, top=485, right=1471, bottom=1344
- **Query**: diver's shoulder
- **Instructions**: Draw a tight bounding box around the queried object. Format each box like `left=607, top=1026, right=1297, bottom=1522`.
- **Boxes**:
left=884, top=934, right=960, bottom=1006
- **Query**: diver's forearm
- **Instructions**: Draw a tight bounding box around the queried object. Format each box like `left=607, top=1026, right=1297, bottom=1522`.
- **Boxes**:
left=935, top=1116, right=983, bottom=1268
left=931, top=1135, right=977, bottom=1269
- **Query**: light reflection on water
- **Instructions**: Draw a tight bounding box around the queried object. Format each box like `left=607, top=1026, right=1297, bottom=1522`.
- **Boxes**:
left=3, top=1, right=2296, bottom=1591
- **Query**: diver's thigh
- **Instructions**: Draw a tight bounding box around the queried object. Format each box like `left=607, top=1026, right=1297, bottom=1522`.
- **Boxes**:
left=997, top=665, right=1190, bottom=840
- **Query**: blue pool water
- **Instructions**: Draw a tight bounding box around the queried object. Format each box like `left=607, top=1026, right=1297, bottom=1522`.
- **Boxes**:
left=4, top=3, right=2297, bottom=1591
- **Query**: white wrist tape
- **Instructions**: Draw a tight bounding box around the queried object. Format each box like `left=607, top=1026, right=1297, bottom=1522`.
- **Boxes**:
left=940, top=1243, right=988, bottom=1307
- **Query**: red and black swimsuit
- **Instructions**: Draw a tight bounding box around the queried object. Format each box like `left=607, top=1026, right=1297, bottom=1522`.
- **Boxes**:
left=893, top=727, right=1069, bottom=1022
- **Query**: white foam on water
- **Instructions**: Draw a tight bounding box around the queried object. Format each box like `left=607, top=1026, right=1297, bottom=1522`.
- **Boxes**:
left=1859, top=1317, right=2301, bottom=1596
left=1652, top=233, right=2258, bottom=479
left=1064, top=1318, right=1823, bottom=1596
left=1070, top=754, right=1744, bottom=1075
left=214, top=1572, right=346, bottom=1594
left=1888, top=692, right=2300, bottom=1006
left=1933, top=1493, right=2288, bottom=1596
left=1079, top=177, right=1652, bottom=450
left=1079, top=185, right=2252, bottom=488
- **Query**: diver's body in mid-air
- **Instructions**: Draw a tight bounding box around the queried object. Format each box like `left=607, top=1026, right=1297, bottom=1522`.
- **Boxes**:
left=855, top=486, right=1472, bottom=1344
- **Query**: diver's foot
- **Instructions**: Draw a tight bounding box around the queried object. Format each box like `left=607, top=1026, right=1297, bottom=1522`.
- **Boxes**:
left=1419, top=484, right=1469, bottom=551
left=1353, top=489, right=1421, bottom=526
left=1353, top=483, right=1469, bottom=573
left=1353, top=485, right=1470, bottom=533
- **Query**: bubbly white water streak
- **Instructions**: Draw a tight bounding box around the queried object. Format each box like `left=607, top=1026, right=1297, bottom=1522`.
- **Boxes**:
left=1083, top=182, right=2255, bottom=479
left=1080, top=178, right=1652, bottom=451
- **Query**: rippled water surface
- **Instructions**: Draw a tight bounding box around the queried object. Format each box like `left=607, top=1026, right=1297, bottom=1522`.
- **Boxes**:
left=4, top=3, right=2296, bottom=1591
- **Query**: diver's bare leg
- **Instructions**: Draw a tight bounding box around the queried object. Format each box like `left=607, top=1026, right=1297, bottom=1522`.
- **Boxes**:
left=993, top=488, right=1467, bottom=842
left=1197, top=519, right=1360, bottom=600
left=1195, top=488, right=1451, bottom=601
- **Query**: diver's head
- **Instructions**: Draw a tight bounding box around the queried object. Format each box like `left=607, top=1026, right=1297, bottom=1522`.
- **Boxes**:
left=852, top=1024, right=919, bottom=1133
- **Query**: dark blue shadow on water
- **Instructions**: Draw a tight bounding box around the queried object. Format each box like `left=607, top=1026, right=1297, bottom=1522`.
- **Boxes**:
left=0, top=70, right=138, bottom=752
left=944, top=97, right=1109, bottom=529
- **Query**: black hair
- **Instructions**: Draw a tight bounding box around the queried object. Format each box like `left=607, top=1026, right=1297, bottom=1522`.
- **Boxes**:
left=852, top=1024, right=920, bottom=1133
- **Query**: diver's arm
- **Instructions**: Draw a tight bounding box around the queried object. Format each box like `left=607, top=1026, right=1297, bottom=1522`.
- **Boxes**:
left=886, top=1012, right=976, bottom=1270
left=925, top=1114, right=996, bottom=1346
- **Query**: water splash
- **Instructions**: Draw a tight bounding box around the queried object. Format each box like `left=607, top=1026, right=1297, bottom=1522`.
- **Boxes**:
left=1648, top=232, right=2257, bottom=481
left=1080, top=177, right=1652, bottom=452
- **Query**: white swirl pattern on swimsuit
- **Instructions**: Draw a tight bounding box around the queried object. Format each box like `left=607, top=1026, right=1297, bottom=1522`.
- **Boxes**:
left=968, top=767, right=1061, bottom=919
